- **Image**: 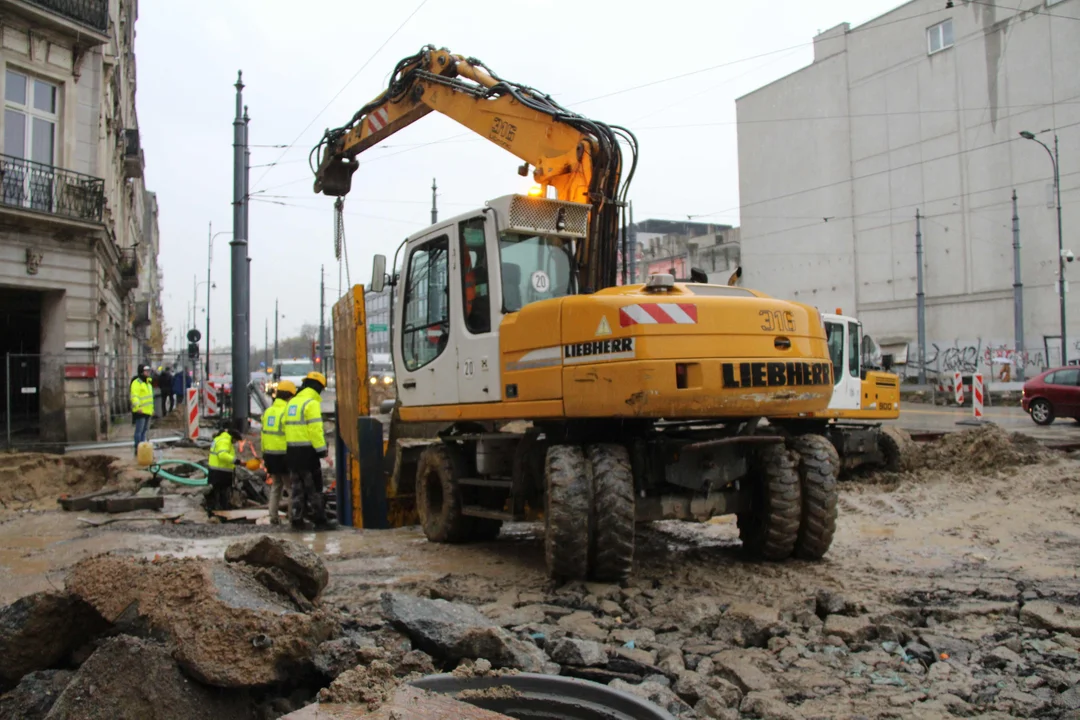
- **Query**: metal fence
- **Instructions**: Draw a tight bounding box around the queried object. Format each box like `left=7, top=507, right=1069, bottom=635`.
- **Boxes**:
left=0, top=154, right=105, bottom=222
left=25, top=0, right=109, bottom=32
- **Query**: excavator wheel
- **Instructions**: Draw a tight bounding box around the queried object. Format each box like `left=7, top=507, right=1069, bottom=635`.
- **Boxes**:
left=585, top=444, right=635, bottom=582
left=790, top=433, right=839, bottom=560
left=544, top=444, right=590, bottom=581
left=415, top=443, right=472, bottom=543
left=738, top=442, right=802, bottom=560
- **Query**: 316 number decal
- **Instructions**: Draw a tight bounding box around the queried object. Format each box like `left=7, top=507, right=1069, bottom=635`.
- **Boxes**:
left=760, top=309, right=796, bottom=332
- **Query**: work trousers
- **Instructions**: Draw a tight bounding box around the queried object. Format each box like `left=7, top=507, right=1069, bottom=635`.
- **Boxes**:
left=264, top=454, right=289, bottom=524
left=162, top=391, right=175, bottom=414
left=286, top=447, right=326, bottom=528
left=133, top=414, right=151, bottom=454
left=207, top=468, right=233, bottom=513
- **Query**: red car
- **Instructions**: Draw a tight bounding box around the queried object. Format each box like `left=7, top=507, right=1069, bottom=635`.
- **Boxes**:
left=1022, top=366, right=1080, bottom=425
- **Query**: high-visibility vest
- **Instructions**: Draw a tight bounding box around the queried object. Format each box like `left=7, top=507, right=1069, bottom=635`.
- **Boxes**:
left=283, top=387, right=326, bottom=454
left=209, top=431, right=236, bottom=470
left=130, top=378, right=154, bottom=416
left=260, top=399, right=288, bottom=456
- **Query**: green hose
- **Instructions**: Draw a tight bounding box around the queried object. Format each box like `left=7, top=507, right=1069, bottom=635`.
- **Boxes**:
left=149, top=460, right=209, bottom=486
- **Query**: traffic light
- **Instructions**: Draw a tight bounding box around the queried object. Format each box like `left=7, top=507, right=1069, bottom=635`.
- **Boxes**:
left=188, top=342, right=199, bottom=359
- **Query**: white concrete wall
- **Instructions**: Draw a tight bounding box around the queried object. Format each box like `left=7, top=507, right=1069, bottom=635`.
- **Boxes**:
left=737, top=0, right=1080, bottom=369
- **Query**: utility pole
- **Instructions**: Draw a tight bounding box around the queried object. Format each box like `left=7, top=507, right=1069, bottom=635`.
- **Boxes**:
left=431, top=178, right=438, bottom=224
left=1012, top=190, right=1025, bottom=382
left=231, top=71, right=250, bottom=429
left=629, top=201, right=638, bottom=284
left=244, top=105, right=251, bottom=371
left=273, top=298, right=279, bottom=363
left=318, top=266, right=326, bottom=371
left=916, top=209, right=926, bottom=385
left=264, top=318, right=269, bottom=371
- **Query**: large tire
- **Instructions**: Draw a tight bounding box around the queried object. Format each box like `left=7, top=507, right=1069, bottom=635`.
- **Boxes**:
left=586, top=444, right=635, bottom=582
left=545, top=445, right=590, bottom=581
left=878, top=430, right=902, bottom=472
left=738, top=443, right=801, bottom=560
left=415, top=444, right=472, bottom=543
left=790, top=434, right=839, bottom=560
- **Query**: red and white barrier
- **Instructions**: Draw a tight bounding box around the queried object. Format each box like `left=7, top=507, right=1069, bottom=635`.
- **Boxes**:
left=187, top=388, right=199, bottom=441
left=203, top=383, right=219, bottom=417
left=953, top=372, right=965, bottom=405
left=972, top=373, right=984, bottom=421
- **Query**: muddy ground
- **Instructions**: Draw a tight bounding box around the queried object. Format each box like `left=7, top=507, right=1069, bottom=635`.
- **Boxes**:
left=1, top=425, right=1079, bottom=718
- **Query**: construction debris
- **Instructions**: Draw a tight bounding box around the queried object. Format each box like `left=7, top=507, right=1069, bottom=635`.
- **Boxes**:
left=224, top=534, right=329, bottom=601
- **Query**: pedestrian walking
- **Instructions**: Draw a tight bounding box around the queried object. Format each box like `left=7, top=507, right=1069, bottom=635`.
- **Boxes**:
left=283, top=371, right=331, bottom=529
left=158, top=366, right=175, bottom=415
left=260, top=380, right=295, bottom=524
left=207, top=426, right=243, bottom=512
left=130, top=364, right=154, bottom=456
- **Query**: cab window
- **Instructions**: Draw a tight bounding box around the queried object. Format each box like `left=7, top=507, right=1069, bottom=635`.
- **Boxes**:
left=499, top=232, right=573, bottom=313
left=825, top=321, right=844, bottom=385
left=459, top=217, right=490, bottom=334
left=401, top=236, right=449, bottom=371
left=848, top=322, right=860, bottom=377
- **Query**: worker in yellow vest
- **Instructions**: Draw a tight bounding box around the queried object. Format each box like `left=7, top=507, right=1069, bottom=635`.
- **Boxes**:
left=129, top=364, right=154, bottom=456
left=260, top=380, right=296, bottom=524
left=283, top=371, right=329, bottom=529
left=207, top=426, right=243, bottom=513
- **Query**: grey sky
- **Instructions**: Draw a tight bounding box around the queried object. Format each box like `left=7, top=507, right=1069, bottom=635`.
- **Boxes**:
left=138, top=0, right=903, bottom=354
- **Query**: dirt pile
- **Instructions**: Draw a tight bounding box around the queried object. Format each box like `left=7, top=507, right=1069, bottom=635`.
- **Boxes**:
left=916, top=424, right=1054, bottom=473
left=316, top=659, right=398, bottom=707
left=0, top=454, right=120, bottom=510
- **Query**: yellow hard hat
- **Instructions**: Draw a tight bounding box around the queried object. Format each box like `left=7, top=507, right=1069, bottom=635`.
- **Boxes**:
left=276, top=380, right=297, bottom=394
left=305, top=371, right=327, bottom=386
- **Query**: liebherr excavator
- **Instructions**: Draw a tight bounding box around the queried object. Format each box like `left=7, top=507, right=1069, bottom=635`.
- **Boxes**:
left=314, top=46, right=842, bottom=581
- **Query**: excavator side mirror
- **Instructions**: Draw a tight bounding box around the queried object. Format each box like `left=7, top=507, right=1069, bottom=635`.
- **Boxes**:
left=371, top=255, right=387, bottom=294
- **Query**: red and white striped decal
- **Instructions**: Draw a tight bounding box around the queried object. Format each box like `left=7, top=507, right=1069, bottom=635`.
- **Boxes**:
left=187, top=388, right=199, bottom=441
left=203, top=383, right=218, bottom=417
left=368, top=107, right=390, bottom=132
left=972, top=373, right=984, bottom=420
left=619, top=303, right=698, bottom=327
left=953, top=372, right=964, bottom=406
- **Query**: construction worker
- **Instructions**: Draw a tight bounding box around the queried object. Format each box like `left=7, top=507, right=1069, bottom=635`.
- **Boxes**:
left=207, top=426, right=243, bottom=513
left=130, top=364, right=154, bottom=456
left=261, top=380, right=296, bottom=525
left=283, top=371, right=329, bottom=529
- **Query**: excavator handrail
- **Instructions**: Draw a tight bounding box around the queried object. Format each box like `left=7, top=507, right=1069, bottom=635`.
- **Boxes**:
left=310, top=45, right=638, bottom=292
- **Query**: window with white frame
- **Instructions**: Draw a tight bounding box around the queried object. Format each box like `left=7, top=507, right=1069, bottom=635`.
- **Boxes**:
left=4, top=69, right=57, bottom=164
left=927, top=19, right=954, bottom=54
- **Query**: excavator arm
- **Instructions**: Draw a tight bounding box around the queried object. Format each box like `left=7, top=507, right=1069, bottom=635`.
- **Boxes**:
left=310, top=45, right=637, bottom=292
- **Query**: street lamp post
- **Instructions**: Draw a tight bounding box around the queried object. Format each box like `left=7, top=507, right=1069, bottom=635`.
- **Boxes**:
left=1019, top=130, right=1066, bottom=364
left=207, top=222, right=234, bottom=377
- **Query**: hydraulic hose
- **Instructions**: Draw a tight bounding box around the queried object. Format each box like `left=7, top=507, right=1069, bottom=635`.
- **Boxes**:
left=149, top=460, right=209, bottom=486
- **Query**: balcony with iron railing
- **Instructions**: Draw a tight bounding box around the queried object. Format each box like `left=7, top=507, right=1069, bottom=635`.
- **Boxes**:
left=119, top=247, right=139, bottom=293
left=14, top=0, right=109, bottom=34
left=0, top=154, right=105, bottom=224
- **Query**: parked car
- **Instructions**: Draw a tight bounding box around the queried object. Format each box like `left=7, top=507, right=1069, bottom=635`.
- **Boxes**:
left=1022, top=366, right=1080, bottom=425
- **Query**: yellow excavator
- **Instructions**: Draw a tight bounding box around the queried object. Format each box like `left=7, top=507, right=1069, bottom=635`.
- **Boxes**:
left=316, top=46, right=842, bottom=581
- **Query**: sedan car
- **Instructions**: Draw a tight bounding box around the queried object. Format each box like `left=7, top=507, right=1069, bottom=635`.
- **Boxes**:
left=1022, top=366, right=1080, bottom=425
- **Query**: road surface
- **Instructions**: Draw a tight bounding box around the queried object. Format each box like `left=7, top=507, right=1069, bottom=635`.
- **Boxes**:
left=892, top=402, right=1080, bottom=442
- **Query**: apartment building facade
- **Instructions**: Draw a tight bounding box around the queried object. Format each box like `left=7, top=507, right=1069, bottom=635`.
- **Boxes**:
left=0, top=0, right=161, bottom=445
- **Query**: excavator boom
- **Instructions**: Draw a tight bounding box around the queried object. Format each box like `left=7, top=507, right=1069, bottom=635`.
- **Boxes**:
left=311, top=45, right=637, bottom=292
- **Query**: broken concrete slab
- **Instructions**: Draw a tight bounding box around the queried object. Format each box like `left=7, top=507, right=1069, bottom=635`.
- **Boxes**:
left=712, top=651, right=773, bottom=693
left=547, top=637, right=608, bottom=667
left=44, top=635, right=249, bottom=720
left=661, top=595, right=724, bottom=633
left=712, top=603, right=785, bottom=648
left=224, top=535, right=328, bottom=601
left=380, top=592, right=548, bottom=672
left=0, top=591, right=106, bottom=686
left=608, top=679, right=695, bottom=717
left=313, top=631, right=383, bottom=679
left=822, top=614, right=874, bottom=645
left=1021, top=600, right=1080, bottom=637
left=0, top=670, right=73, bottom=720
left=66, top=554, right=338, bottom=688
left=556, top=611, right=609, bottom=642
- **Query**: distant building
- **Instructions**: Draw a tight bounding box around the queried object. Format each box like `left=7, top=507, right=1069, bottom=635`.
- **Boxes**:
left=365, top=288, right=391, bottom=356
left=737, top=0, right=1079, bottom=372
left=0, top=0, right=162, bottom=444
left=629, top=219, right=741, bottom=284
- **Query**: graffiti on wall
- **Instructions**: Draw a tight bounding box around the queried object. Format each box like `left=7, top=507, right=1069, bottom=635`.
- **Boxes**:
left=897, top=339, right=1052, bottom=381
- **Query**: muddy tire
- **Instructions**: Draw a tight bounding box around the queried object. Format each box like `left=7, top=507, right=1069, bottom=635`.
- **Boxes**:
left=586, top=444, right=635, bottom=582
left=738, top=442, right=801, bottom=560
left=878, top=430, right=902, bottom=472
left=415, top=443, right=472, bottom=543
left=790, top=434, right=839, bottom=560
left=545, top=444, right=590, bottom=581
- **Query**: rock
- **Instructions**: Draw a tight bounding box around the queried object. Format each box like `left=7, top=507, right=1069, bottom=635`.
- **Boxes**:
left=609, top=679, right=696, bottom=717
left=547, top=637, right=608, bottom=667
left=313, top=631, right=383, bottom=678
left=224, top=535, right=328, bottom=601
left=983, top=645, right=1024, bottom=669
left=557, top=611, right=608, bottom=642
left=625, top=600, right=652, bottom=619
left=611, top=627, right=657, bottom=646
left=658, top=647, right=686, bottom=675
left=815, top=590, right=849, bottom=617
left=705, top=676, right=743, bottom=707
left=482, top=604, right=550, bottom=628
left=0, top=591, right=107, bottom=686
left=904, top=641, right=934, bottom=665
left=888, top=690, right=927, bottom=706
left=317, top=659, right=399, bottom=707
left=381, top=592, right=547, bottom=671
left=926, top=661, right=953, bottom=682
left=740, top=690, right=802, bottom=720
left=1058, top=686, right=1080, bottom=711
left=674, top=670, right=713, bottom=704
left=397, top=649, right=436, bottom=676
left=712, top=603, right=785, bottom=648
left=694, top=696, right=739, bottom=720
left=43, top=636, right=248, bottom=720
left=66, top=555, right=337, bottom=688
left=584, top=583, right=621, bottom=600
left=919, top=633, right=975, bottom=664
left=0, top=670, right=73, bottom=720
left=1021, top=601, right=1080, bottom=637
left=665, top=595, right=724, bottom=632
left=712, top=651, right=772, bottom=693
left=996, top=690, right=1049, bottom=716
left=616, top=646, right=658, bottom=666
left=250, top=566, right=315, bottom=612
left=600, top=600, right=624, bottom=616
left=822, top=615, right=873, bottom=645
